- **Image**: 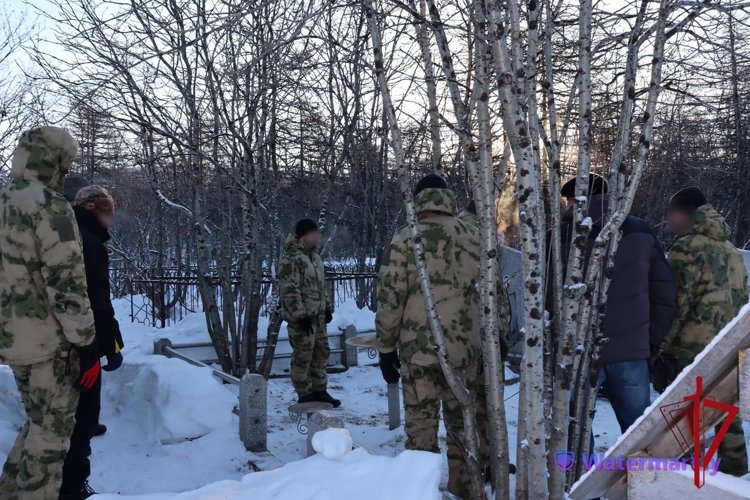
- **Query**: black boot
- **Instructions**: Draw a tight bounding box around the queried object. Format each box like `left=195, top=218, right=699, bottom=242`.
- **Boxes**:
left=314, top=390, right=341, bottom=408
left=59, top=481, right=97, bottom=500
left=298, top=393, right=317, bottom=404
left=92, top=424, right=107, bottom=437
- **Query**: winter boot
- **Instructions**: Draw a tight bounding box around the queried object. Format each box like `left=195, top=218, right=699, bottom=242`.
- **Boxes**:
left=314, top=390, right=341, bottom=408
left=92, top=424, right=107, bottom=437
left=59, top=481, right=97, bottom=500
left=297, top=393, right=318, bottom=404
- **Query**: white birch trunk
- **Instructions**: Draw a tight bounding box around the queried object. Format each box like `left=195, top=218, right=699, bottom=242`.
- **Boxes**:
left=363, top=2, right=484, bottom=497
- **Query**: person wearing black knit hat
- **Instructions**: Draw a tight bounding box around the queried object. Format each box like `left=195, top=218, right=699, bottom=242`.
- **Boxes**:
left=548, top=171, right=677, bottom=449
left=665, top=187, right=708, bottom=235
left=560, top=173, right=608, bottom=209
left=413, top=173, right=448, bottom=197
left=278, top=218, right=340, bottom=408
left=657, top=186, right=749, bottom=475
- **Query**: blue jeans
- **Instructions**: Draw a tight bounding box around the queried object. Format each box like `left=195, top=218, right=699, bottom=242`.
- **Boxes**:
left=596, top=360, right=651, bottom=433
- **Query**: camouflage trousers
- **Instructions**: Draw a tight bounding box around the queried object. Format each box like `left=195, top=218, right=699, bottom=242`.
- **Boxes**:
left=288, top=315, right=329, bottom=397
left=401, top=362, right=488, bottom=499
left=0, top=351, right=80, bottom=500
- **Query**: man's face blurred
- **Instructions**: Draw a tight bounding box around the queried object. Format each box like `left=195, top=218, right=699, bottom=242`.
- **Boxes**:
left=97, top=211, right=114, bottom=228
left=564, top=197, right=575, bottom=210
left=667, top=208, right=691, bottom=234
left=302, top=230, right=321, bottom=248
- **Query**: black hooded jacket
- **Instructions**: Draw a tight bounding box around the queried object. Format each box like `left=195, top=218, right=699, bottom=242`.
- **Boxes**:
left=556, top=194, right=677, bottom=364
left=73, top=205, right=124, bottom=357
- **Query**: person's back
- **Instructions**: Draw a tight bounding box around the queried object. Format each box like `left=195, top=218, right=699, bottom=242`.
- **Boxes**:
left=376, top=175, right=483, bottom=499
left=554, top=180, right=676, bottom=436
left=0, top=127, right=98, bottom=500
left=658, top=187, right=749, bottom=476
left=663, top=204, right=749, bottom=364
left=377, top=187, right=482, bottom=368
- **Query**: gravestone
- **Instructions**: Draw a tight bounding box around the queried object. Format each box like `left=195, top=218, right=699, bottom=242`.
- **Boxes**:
left=343, top=325, right=359, bottom=367
left=306, top=410, right=345, bottom=457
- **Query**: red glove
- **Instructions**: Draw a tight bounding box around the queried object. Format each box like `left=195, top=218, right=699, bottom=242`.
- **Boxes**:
left=79, top=360, right=101, bottom=390
left=76, top=342, right=101, bottom=391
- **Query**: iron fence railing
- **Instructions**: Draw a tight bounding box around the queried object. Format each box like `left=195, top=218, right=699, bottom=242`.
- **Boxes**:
left=124, top=268, right=377, bottom=328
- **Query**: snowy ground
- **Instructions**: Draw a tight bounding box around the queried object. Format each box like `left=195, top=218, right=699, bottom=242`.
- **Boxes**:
left=0, top=298, right=628, bottom=498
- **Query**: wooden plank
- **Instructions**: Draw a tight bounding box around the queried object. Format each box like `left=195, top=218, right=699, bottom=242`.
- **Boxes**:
left=627, top=468, right=750, bottom=499
left=740, top=350, right=750, bottom=420
left=569, top=305, right=750, bottom=500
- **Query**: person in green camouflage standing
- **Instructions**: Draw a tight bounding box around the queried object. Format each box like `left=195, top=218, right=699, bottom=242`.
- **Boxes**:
left=279, top=218, right=340, bottom=408
left=655, top=187, right=749, bottom=476
left=0, top=127, right=101, bottom=500
left=376, top=174, right=511, bottom=498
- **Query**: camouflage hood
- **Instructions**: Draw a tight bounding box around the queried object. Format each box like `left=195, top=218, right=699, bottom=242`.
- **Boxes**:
left=10, top=126, right=79, bottom=192
left=683, top=204, right=731, bottom=242
left=284, top=233, right=314, bottom=255
left=414, top=188, right=457, bottom=217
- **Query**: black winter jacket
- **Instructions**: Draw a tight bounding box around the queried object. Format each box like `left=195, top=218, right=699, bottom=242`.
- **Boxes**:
left=556, top=194, right=677, bottom=364
left=73, top=206, right=124, bottom=357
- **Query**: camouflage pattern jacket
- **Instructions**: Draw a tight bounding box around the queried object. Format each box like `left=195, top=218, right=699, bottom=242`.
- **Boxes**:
left=0, top=127, right=96, bottom=365
left=660, top=204, right=749, bottom=364
left=279, top=234, right=332, bottom=323
left=376, top=188, right=507, bottom=368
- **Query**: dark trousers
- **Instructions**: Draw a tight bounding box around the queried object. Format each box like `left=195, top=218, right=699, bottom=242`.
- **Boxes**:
left=60, top=376, right=101, bottom=493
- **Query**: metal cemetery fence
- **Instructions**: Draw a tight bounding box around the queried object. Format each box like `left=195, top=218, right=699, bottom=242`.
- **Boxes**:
left=121, top=265, right=377, bottom=328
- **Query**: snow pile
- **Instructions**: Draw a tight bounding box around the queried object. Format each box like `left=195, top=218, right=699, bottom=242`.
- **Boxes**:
left=103, top=356, right=236, bottom=444
left=312, top=428, right=353, bottom=459
left=94, top=440, right=442, bottom=500
left=329, top=298, right=376, bottom=331
left=0, top=366, right=24, bottom=456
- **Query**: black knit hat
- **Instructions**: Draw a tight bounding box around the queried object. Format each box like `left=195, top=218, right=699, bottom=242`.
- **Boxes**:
left=295, top=218, right=319, bottom=239
left=414, top=174, right=448, bottom=197
left=63, top=175, right=89, bottom=203
left=669, top=187, right=707, bottom=212
left=560, top=173, right=608, bottom=198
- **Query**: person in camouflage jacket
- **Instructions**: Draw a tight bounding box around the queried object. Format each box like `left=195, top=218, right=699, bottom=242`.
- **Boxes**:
left=0, top=127, right=99, bottom=500
left=656, top=187, right=750, bottom=476
left=279, top=218, right=340, bottom=407
left=376, top=174, right=511, bottom=498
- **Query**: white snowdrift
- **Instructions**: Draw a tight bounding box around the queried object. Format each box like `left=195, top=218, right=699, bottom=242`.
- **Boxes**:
left=94, top=429, right=442, bottom=500
left=102, top=356, right=236, bottom=444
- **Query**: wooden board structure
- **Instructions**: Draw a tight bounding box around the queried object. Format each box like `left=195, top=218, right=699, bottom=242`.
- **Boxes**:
left=569, top=303, right=750, bottom=499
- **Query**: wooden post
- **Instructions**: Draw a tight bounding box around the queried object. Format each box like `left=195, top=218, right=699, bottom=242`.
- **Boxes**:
left=739, top=349, right=750, bottom=420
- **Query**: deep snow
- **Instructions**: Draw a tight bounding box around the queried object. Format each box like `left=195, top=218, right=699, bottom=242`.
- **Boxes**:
left=0, top=298, right=626, bottom=498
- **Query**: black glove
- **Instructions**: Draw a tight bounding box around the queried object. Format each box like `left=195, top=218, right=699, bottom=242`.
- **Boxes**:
left=379, top=351, right=401, bottom=384
left=325, top=309, right=333, bottom=324
left=102, top=352, right=123, bottom=372
left=298, top=316, right=315, bottom=336
left=75, top=342, right=101, bottom=391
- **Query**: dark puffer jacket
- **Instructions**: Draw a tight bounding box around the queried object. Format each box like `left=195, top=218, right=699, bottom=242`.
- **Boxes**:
left=73, top=205, right=124, bottom=357
left=557, top=194, right=677, bottom=364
